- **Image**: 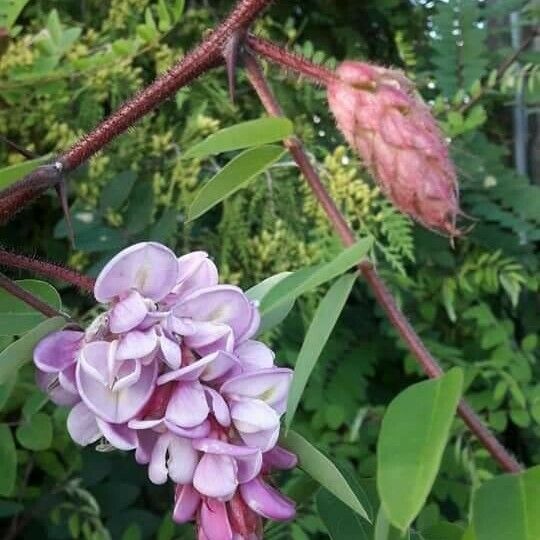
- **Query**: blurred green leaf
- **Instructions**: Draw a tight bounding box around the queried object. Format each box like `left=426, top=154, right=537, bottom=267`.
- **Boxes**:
left=183, top=118, right=293, bottom=159
left=317, top=488, right=373, bottom=539
left=0, top=279, right=62, bottom=336
left=0, top=0, right=29, bottom=30
left=188, top=145, right=285, bottom=221
left=16, top=412, right=53, bottom=450
left=281, top=430, right=370, bottom=521
left=0, top=155, right=50, bottom=189
left=260, top=238, right=372, bottom=315
left=472, top=465, right=540, bottom=540
left=0, top=424, right=17, bottom=496
left=286, top=273, right=356, bottom=431
left=377, top=368, right=463, bottom=531
left=99, top=170, right=137, bottom=212
left=375, top=506, right=410, bottom=540
left=246, top=272, right=294, bottom=334
left=0, top=316, right=65, bottom=383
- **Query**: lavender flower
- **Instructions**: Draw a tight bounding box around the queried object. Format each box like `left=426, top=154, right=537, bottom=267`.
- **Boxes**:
left=33, top=242, right=296, bottom=539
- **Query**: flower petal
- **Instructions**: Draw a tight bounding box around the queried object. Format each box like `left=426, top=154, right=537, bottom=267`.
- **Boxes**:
left=167, top=435, right=199, bottom=484
left=96, top=418, right=137, bottom=451
left=94, top=242, right=178, bottom=302
left=240, top=477, right=295, bottom=521
left=165, top=381, right=209, bottom=428
left=234, top=340, right=274, bottom=372
left=164, top=419, right=211, bottom=439
left=174, top=251, right=219, bottom=298
left=67, top=401, right=100, bottom=446
left=173, top=285, right=252, bottom=339
left=109, top=290, right=148, bottom=334
left=158, top=332, right=181, bottom=369
left=192, top=438, right=260, bottom=457
left=135, top=430, right=158, bottom=465
left=157, top=354, right=215, bottom=385
left=263, top=446, right=297, bottom=471
left=34, top=330, right=83, bottom=373
left=183, top=321, right=234, bottom=356
left=205, top=387, right=230, bottom=427
left=221, top=368, right=293, bottom=414
left=173, top=484, right=201, bottom=524
left=193, top=453, right=238, bottom=500
left=77, top=351, right=157, bottom=424
left=116, top=329, right=157, bottom=360
left=200, top=499, right=233, bottom=540
left=200, top=351, right=239, bottom=382
left=148, top=433, right=170, bottom=485
left=230, top=399, right=279, bottom=434
left=239, top=425, right=280, bottom=453
left=36, top=370, right=79, bottom=406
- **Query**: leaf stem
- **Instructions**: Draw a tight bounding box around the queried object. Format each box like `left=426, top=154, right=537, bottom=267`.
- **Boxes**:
left=243, top=52, right=522, bottom=474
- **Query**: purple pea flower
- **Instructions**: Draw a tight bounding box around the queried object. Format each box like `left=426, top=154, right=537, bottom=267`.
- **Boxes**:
left=33, top=242, right=296, bottom=539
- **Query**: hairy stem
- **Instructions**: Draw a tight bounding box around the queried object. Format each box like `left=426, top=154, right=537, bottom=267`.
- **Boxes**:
left=0, top=272, right=64, bottom=319
left=0, top=0, right=272, bottom=212
left=244, top=52, right=522, bottom=474
left=0, top=250, right=95, bottom=293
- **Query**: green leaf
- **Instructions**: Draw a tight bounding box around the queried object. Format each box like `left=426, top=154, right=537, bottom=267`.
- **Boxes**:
left=16, top=412, right=53, bottom=451
left=183, top=118, right=293, bottom=159
left=375, top=507, right=410, bottom=540
left=472, top=465, right=540, bottom=540
left=188, top=145, right=285, bottom=221
left=246, top=272, right=294, bottom=334
left=0, top=374, right=16, bottom=411
left=0, top=280, right=62, bottom=336
left=0, top=316, right=66, bottom=384
left=317, top=488, right=373, bottom=539
left=260, top=238, right=372, bottom=315
left=0, top=500, right=23, bottom=519
left=377, top=368, right=463, bottom=531
left=125, top=180, right=155, bottom=234
left=0, top=0, right=30, bottom=30
left=421, top=522, right=464, bottom=540
left=0, top=424, right=17, bottom=496
left=285, top=273, right=356, bottom=431
left=281, top=430, right=370, bottom=521
left=0, top=155, right=50, bottom=189
left=99, top=170, right=137, bottom=212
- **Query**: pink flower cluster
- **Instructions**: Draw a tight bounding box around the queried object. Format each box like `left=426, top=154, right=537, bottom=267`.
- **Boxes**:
left=327, top=61, right=460, bottom=236
left=33, top=242, right=296, bottom=539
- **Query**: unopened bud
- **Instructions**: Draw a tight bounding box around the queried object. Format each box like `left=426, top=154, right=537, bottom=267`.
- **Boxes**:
left=327, top=61, right=461, bottom=236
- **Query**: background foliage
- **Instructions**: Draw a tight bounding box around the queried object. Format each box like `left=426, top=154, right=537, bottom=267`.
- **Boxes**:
left=0, top=0, right=539, bottom=538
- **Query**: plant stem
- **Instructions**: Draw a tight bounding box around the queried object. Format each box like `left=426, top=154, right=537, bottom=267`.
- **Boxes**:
left=0, top=250, right=95, bottom=293
left=243, top=52, right=523, bottom=474
left=246, top=35, right=337, bottom=85
left=0, top=0, right=273, bottom=211
left=0, top=272, right=63, bottom=318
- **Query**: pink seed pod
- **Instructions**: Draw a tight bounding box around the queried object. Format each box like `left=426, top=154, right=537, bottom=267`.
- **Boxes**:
left=327, top=61, right=461, bottom=237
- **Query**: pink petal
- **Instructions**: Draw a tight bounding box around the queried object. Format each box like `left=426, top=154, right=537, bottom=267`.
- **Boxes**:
left=173, top=484, right=201, bottom=524
left=173, top=251, right=219, bottom=299
left=239, top=425, right=280, bottom=452
left=165, top=419, right=211, bottom=439
left=167, top=435, right=199, bottom=484
left=200, top=351, right=240, bottom=382
left=34, top=330, right=83, bottom=373
left=200, top=499, right=233, bottom=540
left=94, top=242, right=179, bottom=302
left=36, top=370, right=79, bottom=406
left=234, top=340, right=274, bottom=372
left=58, top=364, right=78, bottom=395
left=159, top=332, right=181, bottom=369
left=193, top=453, right=238, bottom=500
left=67, top=402, right=100, bottom=446
left=165, top=381, right=209, bottom=428
left=148, top=433, right=170, bottom=484
left=135, top=430, right=158, bottom=465
left=79, top=341, right=110, bottom=386
left=157, top=354, right=216, bottom=385
left=77, top=354, right=157, bottom=424
left=240, top=477, right=295, bottom=521
left=96, top=418, right=137, bottom=450
left=263, top=446, right=297, bottom=471
left=230, top=400, right=279, bottom=434
left=173, top=285, right=252, bottom=339
left=110, top=359, right=142, bottom=392
left=236, top=451, right=263, bottom=484
left=221, top=368, right=293, bottom=414
left=109, top=290, right=148, bottom=334
left=192, top=439, right=261, bottom=457
left=184, top=321, right=234, bottom=356
left=236, top=303, right=261, bottom=343
left=116, top=329, right=157, bottom=360
left=205, top=387, right=231, bottom=427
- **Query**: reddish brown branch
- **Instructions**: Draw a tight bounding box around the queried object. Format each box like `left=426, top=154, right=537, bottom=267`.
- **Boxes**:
left=244, top=52, right=522, bottom=474
left=0, top=272, right=64, bottom=318
left=0, top=0, right=273, bottom=212
left=0, top=250, right=95, bottom=293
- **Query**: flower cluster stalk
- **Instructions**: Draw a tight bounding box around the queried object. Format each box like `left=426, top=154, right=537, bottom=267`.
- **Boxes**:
left=243, top=52, right=522, bottom=474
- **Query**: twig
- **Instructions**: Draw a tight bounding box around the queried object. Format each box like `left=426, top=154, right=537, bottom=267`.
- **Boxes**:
left=0, top=249, right=95, bottom=293
left=0, top=272, right=64, bottom=318
left=243, top=51, right=523, bottom=474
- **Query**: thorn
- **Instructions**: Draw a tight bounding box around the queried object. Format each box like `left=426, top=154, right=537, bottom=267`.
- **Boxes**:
left=0, top=135, right=38, bottom=159
left=223, top=30, right=247, bottom=104
left=55, top=177, right=75, bottom=248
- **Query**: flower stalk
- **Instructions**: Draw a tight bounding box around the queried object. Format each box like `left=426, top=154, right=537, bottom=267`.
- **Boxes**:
left=243, top=51, right=522, bottom=474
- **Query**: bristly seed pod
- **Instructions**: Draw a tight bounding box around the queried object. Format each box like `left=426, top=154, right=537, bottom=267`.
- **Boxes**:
left=327, top=61, right=461, bottom=237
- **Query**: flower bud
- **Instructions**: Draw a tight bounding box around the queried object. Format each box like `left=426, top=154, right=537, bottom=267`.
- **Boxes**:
left=327, top=61, right=460, bottom=236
